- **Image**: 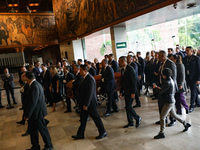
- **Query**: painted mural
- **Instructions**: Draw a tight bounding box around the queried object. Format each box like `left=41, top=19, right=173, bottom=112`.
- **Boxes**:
left=52, top=0, right=168, bottom=42
left=0, top=14, right=58, bottom=46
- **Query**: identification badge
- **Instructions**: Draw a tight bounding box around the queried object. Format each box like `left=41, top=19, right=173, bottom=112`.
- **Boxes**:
left=187, top=70, right=190, bottom=75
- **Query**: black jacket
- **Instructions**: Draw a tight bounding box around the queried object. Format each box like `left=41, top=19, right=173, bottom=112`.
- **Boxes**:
left=183, top=54, right=200, bottom=82
left=154, top=77, right=175, bottom=104
left=109, top=60, right=119, bottom=72
left=24, top=80, right=47, bottom=120
left=78, top=74, right=97, bottom=108
left=73, top=73, right=83, bottom=99
left=89, top=67, right=97, bottom=76
left=2, top=73, right=15, bottom=89
left=41, top=69, right=51, bottom=89
left=33, top=67, right=42, bottom=84
left=138, top=57, right=145, bottom=75
left=21, top=83, right=29, bottom=109
left=101, top=66, right=115, bottom=92
left=130, top=62, right=138, bottom=76
left=120, top=65, right=137, bottom=96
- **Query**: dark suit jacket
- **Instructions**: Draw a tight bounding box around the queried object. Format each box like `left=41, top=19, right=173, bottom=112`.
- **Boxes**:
left=130, top=62, right=138, bottom=76
left=33, top=67, right=42, bottom=84
left=109, top=60, right=119, bottom=72
left=21, top=83, right=30, bottom=109
left=78, top=74, right=97, bottom=108
left=41, top=69, right=51, bottom=89
left=24, top=80, right=47, bottom=120
left=120, top=65, right=137, bottom=96
left=101, top=66, right=115, bottom=92
left=2, top=73, right=15, bottom=89
left=183, top=54, right=200, bottom=82
left=89, top=67, right=97, bottom=76
left=154, top=77, right=175, bottom=104
left=162, top=59, right=178, bottom=91
left=73, top=73, right=83, bottom=99
left=138, top=57, right=145, bottom=75
left=63, top=72, right=75, bottom=92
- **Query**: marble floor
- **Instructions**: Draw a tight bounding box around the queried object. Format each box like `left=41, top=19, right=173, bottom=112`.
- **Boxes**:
left=0, top=85, right=200, bottom=150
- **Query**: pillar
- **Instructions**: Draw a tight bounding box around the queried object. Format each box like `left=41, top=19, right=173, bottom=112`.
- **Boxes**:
left=110, top=26, right=128, bottom=61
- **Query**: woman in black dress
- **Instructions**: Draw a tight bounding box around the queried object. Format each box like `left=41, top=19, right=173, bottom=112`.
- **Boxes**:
left=49, top=66, right=66, bottom=112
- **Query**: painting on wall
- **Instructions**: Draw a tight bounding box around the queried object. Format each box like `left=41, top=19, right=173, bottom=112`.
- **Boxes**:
left=0, top=14, right=58, bottom=46
left=52, top=0, right=169, bottom=43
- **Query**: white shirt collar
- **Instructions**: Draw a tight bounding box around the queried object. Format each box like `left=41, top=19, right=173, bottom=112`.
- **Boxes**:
left=29, top=79, right=36, bottom=87
left=83, top=72, right=89, bottom=79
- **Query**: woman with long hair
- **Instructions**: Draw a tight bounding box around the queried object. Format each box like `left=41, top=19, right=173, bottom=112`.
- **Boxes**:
left=171, top=54, right=189, bottom=114
left=49, top=66, right=66, bottom=112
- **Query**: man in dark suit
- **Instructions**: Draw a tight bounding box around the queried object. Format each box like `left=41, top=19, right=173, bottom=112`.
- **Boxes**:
left=156, top=50, right=177, bottom=126
left=118, top=56, right=141, bottom=128
left=0, top=81, right=4, bottom=108
left=73, top=65, right=83, bottom=112
left=33, top=61, right=42, bottom=84
left=101, top=59, right=118, bottom=117
left=41, top=64, right=52, bottom=107
left=86, top=61, right=97, bottom=76
left=2, top=68, right=17, bottom=109
left=137, top=52, right=145, bottom=91
left=24, top=72, right=53, bottom=150
left=127, top=55, right=141, bottom=108
left=183, top=46, right=200, bottom=112
left=108, top=53, right=119, bottom=102
left=108, top=53, right=119, bottom=72
left=63, top=66, right=75, bottom=113
left=72, top=65, right=107, bottom=140
left=176, top=47, right=184, bottom=59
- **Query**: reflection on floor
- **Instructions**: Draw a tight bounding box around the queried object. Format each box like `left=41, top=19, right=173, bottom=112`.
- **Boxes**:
left=0, top=88, right=199, bottom=150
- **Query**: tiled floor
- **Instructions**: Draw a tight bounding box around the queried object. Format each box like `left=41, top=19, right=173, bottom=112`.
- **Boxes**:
left=0, top=85, right=199, bottom=150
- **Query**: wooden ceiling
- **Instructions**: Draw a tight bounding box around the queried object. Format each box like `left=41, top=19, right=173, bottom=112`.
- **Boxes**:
left=0, top=0, right=53, bottom=13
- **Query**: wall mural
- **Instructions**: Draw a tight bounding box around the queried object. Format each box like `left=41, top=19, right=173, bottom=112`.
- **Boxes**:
left=52, top=0, right=168, bottom=42
left=0, top=14, right=58, bottom=46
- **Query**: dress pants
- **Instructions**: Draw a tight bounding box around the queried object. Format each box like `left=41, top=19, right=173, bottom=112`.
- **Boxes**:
left=135, top=92, right=141, bottom=105
left=77, top=107, right=106, bottom=136
left=28, top=114, right=52, bottom=149
left=189, top=81, right=200, bottom=107
left=106, top=90, right=118, bottom=113
left=160, top=103, right=186, bottom=134
left=124, top=95, right=140, bottom=124
left=5, top=87, right=16, bottom=105
left=66, top=97, right=71, bottom=111
left=175, top=92, right=189, bottom=114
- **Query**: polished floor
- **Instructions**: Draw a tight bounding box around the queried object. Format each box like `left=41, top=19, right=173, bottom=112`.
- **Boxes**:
left=0, top=85, right=199, bottom=150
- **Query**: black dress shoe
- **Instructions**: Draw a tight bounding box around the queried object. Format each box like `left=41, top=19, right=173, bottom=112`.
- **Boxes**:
left=136, top=117, right=141, bottom=128
left=13, top=101, right=17, bottom=104
left=111, top=109, right=119, bottom=113
left=6, top=105, right=14, bottom=109
left=194, top=104, right=200, bottom=108
left=71, top=135, right=84, bottom=140
left=21, top=131, right=30, bottom=136
left=19, top=107, right=23, bottom=110
left=133, top=104, right=141, bottom=108
left=183, top=123, right=191, bottom=132
left=64, top=110, right=72, bottom=113
left=103, top=112, right=111, bottom=117
left=16, top=120, right=25, bottom=125
left=155, top=121, right=160, bottom=124
left=154, top=133, right=165, bottom=139
left=152, top=97, right=157, bottom=100
left=96, top=132, right=107, bottom=139
left=42, top=146, right=53, bottom=150
left=123, top=123, right=134, bottom=128
left=150, top=95, right=155, bottom=97
left=168, top=121, right=176, bottom=127
left=189, top=107, right=194, bottom=113
left=0, top=105, right=4, bottom=108
left=26, top=146, right=40, bottom=150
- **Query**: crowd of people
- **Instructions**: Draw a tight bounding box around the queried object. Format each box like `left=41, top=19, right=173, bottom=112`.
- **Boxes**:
left=0, top=45, right=199, bottom=149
